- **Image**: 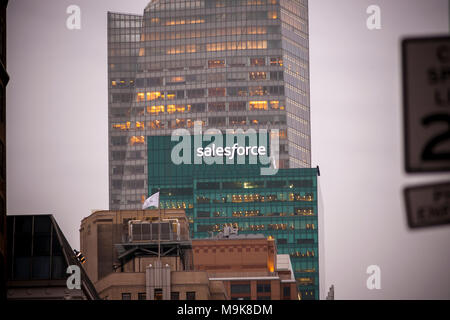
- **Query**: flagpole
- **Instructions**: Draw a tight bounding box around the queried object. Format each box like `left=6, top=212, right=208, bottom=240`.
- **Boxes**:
left=158, top=189, right=161, bottom=260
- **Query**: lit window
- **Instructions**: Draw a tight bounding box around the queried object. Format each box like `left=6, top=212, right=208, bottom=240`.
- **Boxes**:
left=147, top=91, right=162, bottom=101
left=250, top=58, right=265, bottom=66
left=249, top=72, right=267, bottom=80
left=147, top=105, right=164, bottom=114
left=186, top=44, right=196, bottom=53
left=135, top=121, right=145, bottom=129
left=249, top=86, right=267, bottom=96
left=130, top=136, right=145, bottom=146
left=208, top=60, right=225, bottom=68
left=112, top=122, right=131, bottom=130
left=269, top=100, right=285, bottom=110
left=270, top=57, right=283, bottom=66
left=268, top=11, right=278, bottom=19
left=249, top=101, right=268, bottom=110
left=139, top=48, right=145, bottom=56
left=136, top=92, right=145, bottom=102
left=168, top=76, right=185, bottom=84
left=167, top=105, right=176, bottom=114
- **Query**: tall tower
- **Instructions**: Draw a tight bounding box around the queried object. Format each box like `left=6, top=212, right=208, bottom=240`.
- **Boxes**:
left=108, top=0, right=311, bottom=210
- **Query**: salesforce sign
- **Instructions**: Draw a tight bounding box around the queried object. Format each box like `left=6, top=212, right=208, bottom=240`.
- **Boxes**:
left=170, top=122, right=279, bottom=175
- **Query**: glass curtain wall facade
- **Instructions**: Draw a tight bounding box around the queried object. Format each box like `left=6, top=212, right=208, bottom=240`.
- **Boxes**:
left=108, top=0, right=311, bottom=210
left=147, top=135, right=319, bottom=300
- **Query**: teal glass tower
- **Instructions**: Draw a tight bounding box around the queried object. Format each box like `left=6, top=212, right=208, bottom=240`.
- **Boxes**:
left=147, top=135, right=320, bottom=300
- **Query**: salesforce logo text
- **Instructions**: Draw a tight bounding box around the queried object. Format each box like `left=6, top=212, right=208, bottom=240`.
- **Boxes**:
left=171, top=122, right=279, bottom=175
left=196, top=143, right=266, bottom=159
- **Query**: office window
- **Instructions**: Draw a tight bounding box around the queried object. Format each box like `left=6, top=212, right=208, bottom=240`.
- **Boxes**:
left=229, top=116, right=246, bottom=125
left=249, top=101, right=268, bottom=110
left=228, top=57, right=246, bottom=67
left=257, top=283, right=271, bottom=293
left=270, top=57, right=283, bottom=66
left=231, top=284, right=250, bottom=294
left=249, top=72, right=267, bottom=80
left=154, top=288, right=163, bottom=300
left=209, top=102, right=226, bottom=112
left=191, top=103, right=206, bottom=112
left=167, top=76, right=185, bottom=85
left=228, top=87, right=248, bottom=97
left=122, top=293, right=131, bottom=300
left=186, top=291, right=196, bottom=300
left=187, top=89, right=205, bottom=98
left=208, top=73, right=226, bottom=82
left=283, top=286, right=291, bottom=298
left=208, top=59, right=225, bottom=68
left=208, top=87, right=226, bottom=97
left=138, top=292, right=146, bottom=300
left=229, top=102, right=246, bottom=111
left=249, top=86, right=267, bottom=96
left=250, top=57, right=265, bottom=66
left=171, top=292, right=180, bottom=300
left=227, top=72, right=247, bottom=81
left=209, top=117, right=226, bottom=126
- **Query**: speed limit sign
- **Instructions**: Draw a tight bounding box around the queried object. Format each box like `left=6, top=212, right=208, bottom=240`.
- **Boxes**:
left=402, top=36, right=450, bottom=172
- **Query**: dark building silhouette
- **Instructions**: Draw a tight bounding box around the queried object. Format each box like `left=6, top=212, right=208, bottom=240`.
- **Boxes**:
left=6, top=215, right=99, bottom=300
left=0, top=0, right=8, bottom=302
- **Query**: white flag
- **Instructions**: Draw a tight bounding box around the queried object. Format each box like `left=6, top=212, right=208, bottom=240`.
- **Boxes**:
left=142, top=192, right=160, bottom=209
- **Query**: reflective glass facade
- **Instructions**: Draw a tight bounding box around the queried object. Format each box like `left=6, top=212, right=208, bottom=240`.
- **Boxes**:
left=108, top=0, right=311, bottom=210
left=147, top=135, right=319, bottom=300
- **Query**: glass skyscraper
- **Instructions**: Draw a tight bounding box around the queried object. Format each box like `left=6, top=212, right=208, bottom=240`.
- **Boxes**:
left=145, top=135, right=321, bottom=299
left=108, top=0, right=311, bottom=210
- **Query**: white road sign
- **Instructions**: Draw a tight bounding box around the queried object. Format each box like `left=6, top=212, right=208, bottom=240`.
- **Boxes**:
left=403, top=36, right=450, bottom=172
left=404, top=182, right=450, bottom=228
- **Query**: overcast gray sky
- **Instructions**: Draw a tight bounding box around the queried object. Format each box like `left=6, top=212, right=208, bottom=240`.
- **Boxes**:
left=6, top=0, right=450, bottom=299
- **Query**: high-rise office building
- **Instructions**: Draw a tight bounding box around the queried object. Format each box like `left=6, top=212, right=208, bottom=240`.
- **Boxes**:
left=108, top=0, right=311, bottom=210
left=144, top=135, right=322, bottom=299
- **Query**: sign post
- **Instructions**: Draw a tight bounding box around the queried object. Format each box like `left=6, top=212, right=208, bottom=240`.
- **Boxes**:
left=402, top=36, right=450, bottom=228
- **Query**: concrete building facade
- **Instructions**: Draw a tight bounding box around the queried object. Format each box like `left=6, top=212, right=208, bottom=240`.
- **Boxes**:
left=193, top=235, right=298, bottom=300
left=80, top=209, right=227, bottom=300
left=80, top=209, right=299, bottom=300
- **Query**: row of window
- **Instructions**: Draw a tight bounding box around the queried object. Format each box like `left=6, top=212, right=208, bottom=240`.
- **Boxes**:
left=195, top=222, right=316, bottom=233
left=141, top=0, right=279, bottom=13
left=197, top=179, right=313, bottom=190
left=111, top=71, right=284, bottom=89
left=110, top=117, right=286, bottom=134
left=144, top=0, right=279, bottom=12
left=108, top=54, right=283, bottom=72
left=130, top=57, right=283, bottom=73
left=145, top=11, right=278, bottom=27
left=133, top=86, right=285, bottom=102
left=133, top=40, right=280, bottom=57
left=197, top=210, right=315, bottom=218
left=121, top=291, right=194, bottom=300
left=112, top=101, right=283, bottom=119
left=196, top=192, right=313, bottom=204
left=139, top=26, right=279, bottom=42
left=109, top=102, right=287, bottom=118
